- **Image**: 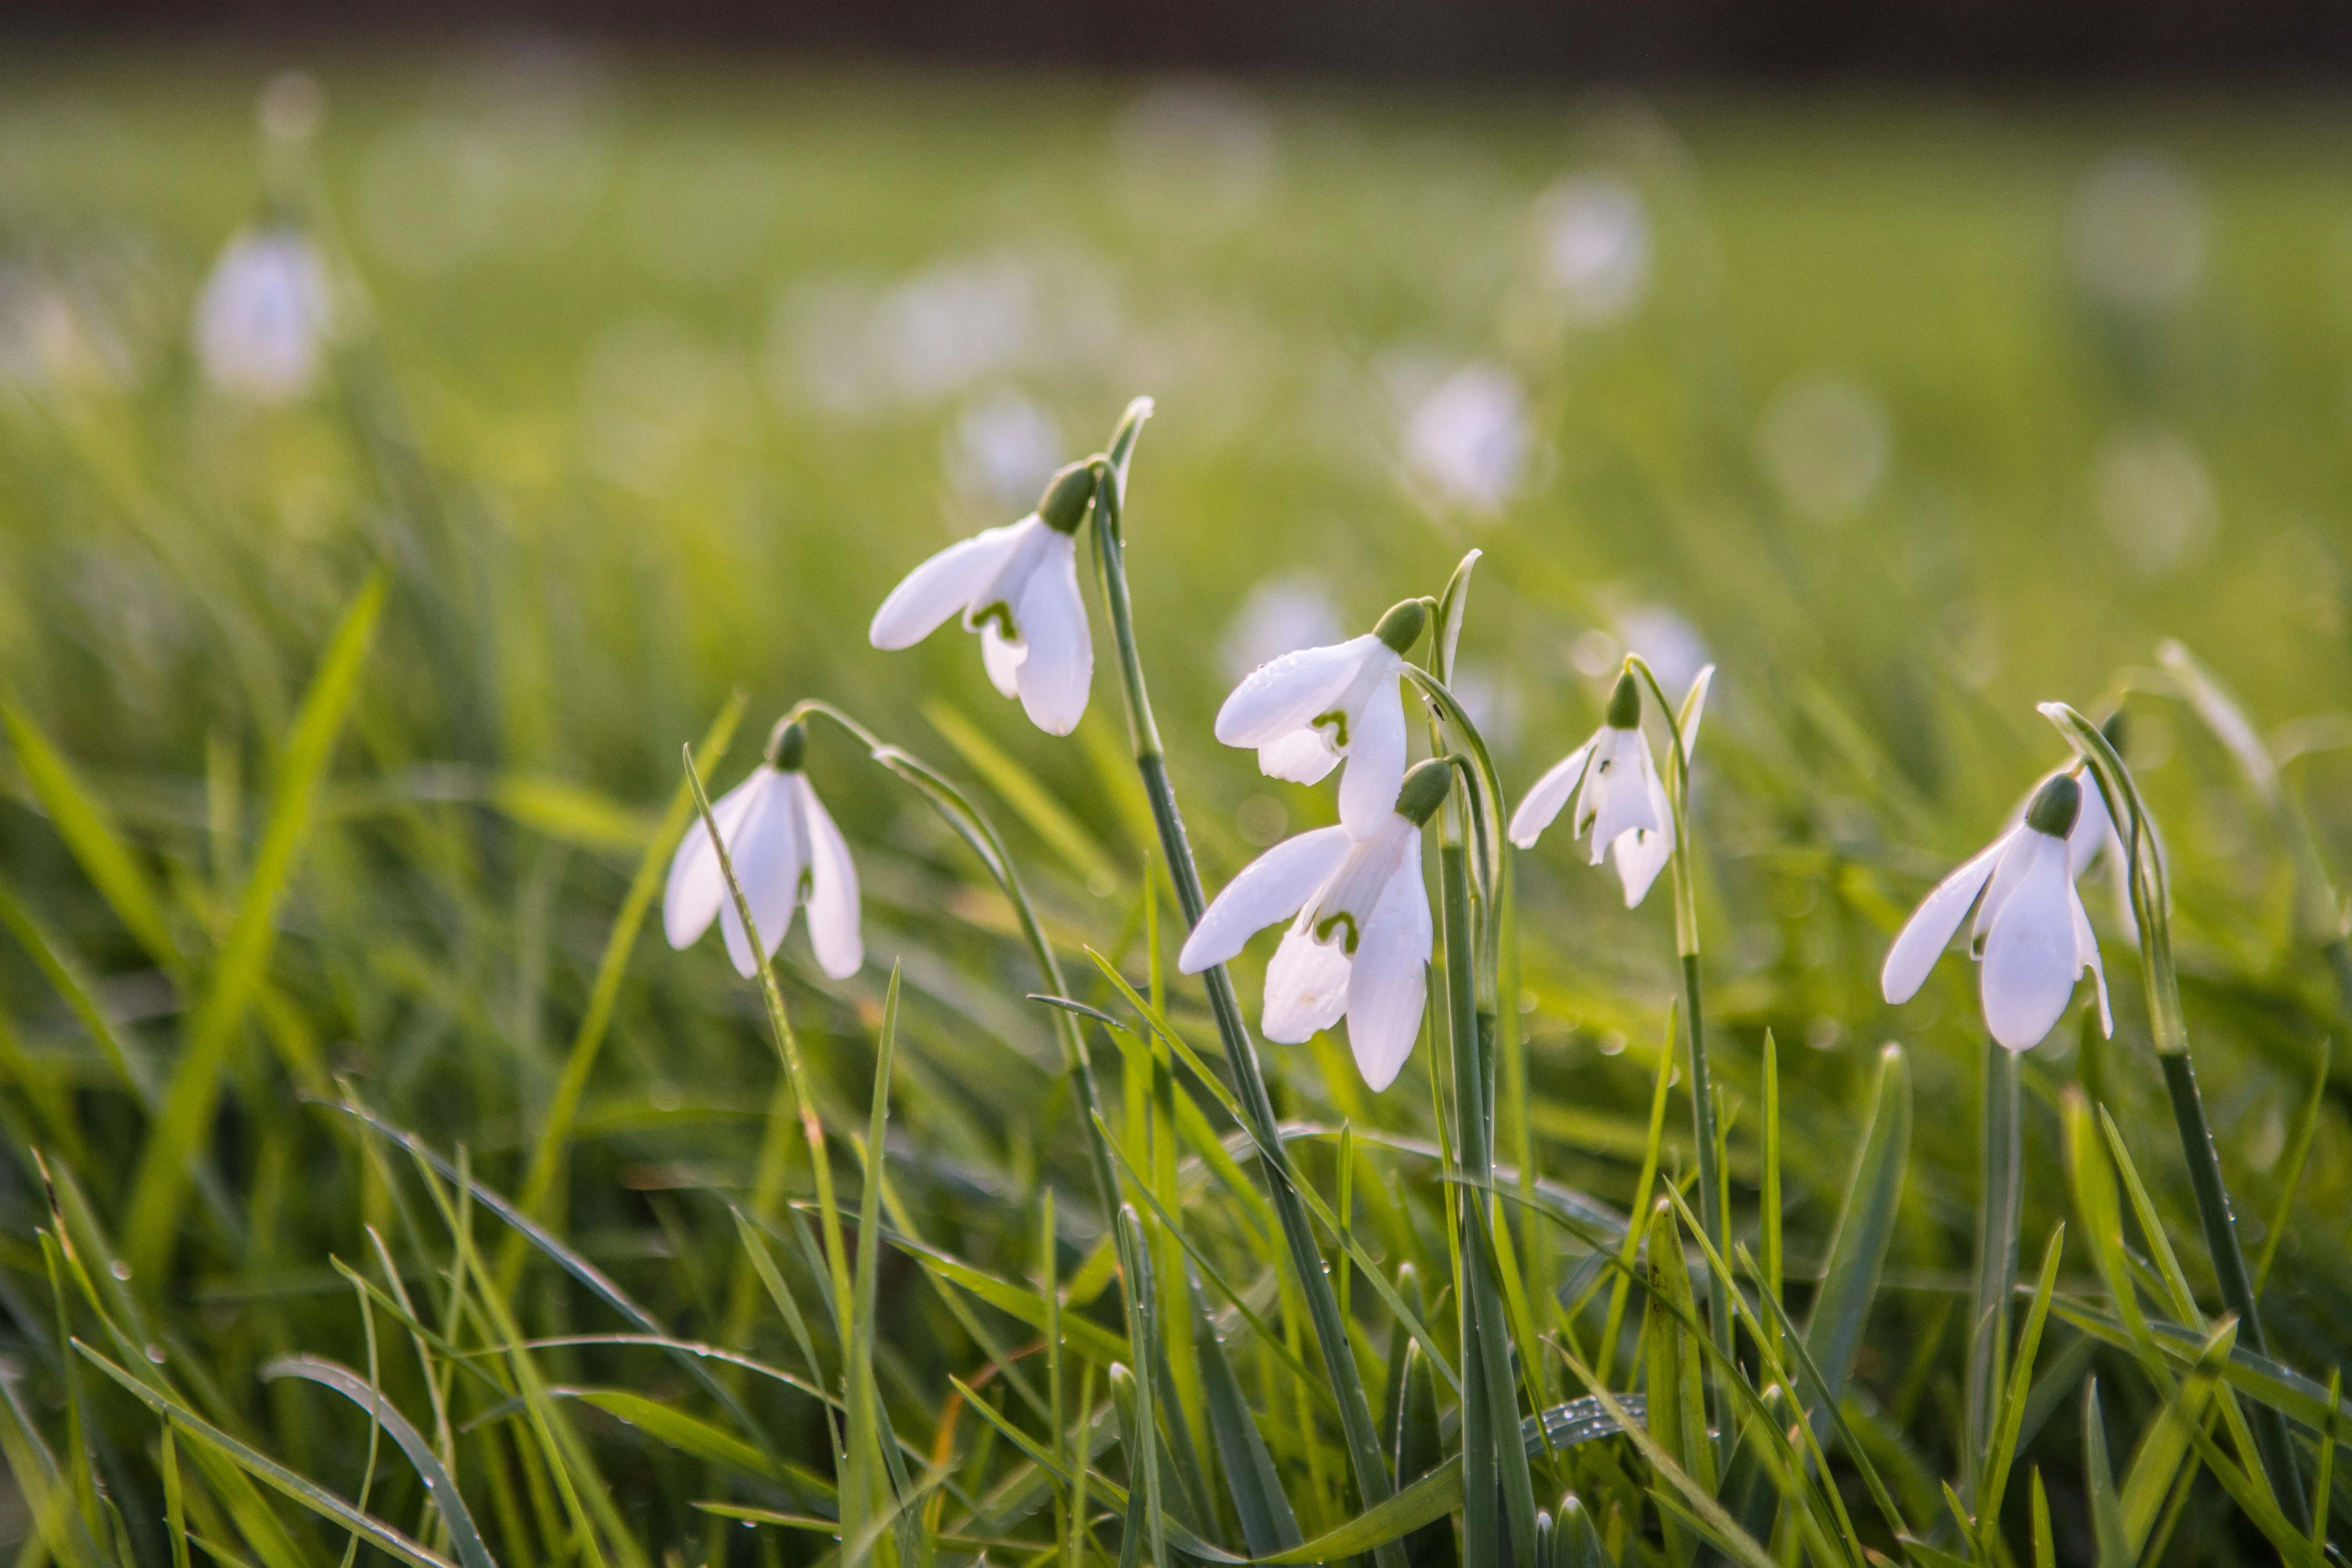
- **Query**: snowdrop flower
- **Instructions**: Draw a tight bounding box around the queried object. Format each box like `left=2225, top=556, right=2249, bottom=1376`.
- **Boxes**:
left=869, top=461, right=1097, bottom=735
left=1508, top=670, right=1676, bottom=908
left=664, top=720, right=862, bottom=981
left=1214, top=600, right=1425, bottom=837
left=1178, top=759, right=1450, bottom=1091
left=2016, top=759, right=2136, bottom=944
left=1882, top=772, right=2113, bottom=1052
left=194, top=227, right=332, bottom=402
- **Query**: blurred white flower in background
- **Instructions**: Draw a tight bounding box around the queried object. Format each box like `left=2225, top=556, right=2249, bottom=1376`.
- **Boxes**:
left=1757, top=372, right=1891, bottom=523
left=1613, top=603, right=1711, bottom=697
left=1448, top=662, right=1523, bottom=756
left=193, top=228, right=331, bottom=402
left=2093, top=426, right=2215, bottom=578
left=1403, top=362, right=1530, bottom=513
left=0, top=270, right=100, bottom=392
left=947, top=392, right=1064, bottom=511
left=774, top=249, right=1120, bottom=417
left=1536, top=175, right=1650, bottom=325
left=1112, top=81, right=1278, bottom=232
left=2070, top=152, right=2206, bottom=311
left=1223, top=573, right=1344, bottom=681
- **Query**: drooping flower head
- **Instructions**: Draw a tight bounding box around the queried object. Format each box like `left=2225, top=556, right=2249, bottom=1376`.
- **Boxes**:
left=665, top=719, right=863, bottom=981
left=194, top=227, right=333, bottom=403
left=1213, top=599, right=1425, bottom=837
left=1882, top=771, right=2113, bottom=1052
left=869, top=461, right=1098, bottom=735
left=1178, top=758, right=1451, bottom=1091
left=1507, top=668, right=1676, bottom=907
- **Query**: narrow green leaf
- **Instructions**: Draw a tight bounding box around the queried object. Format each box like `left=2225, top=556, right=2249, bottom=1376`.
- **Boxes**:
left=2082, top=1381, right=2130, bottom=1568
left=125, top=572, right=386, bottom=1272
left=259, top=1355, right=497, bottom=1568
left=1186, top=1270, right=1302, bottom=1558
left=1800, top=1042, right=1910, bottom=1424
left=1, top=698, right=180, bottom=973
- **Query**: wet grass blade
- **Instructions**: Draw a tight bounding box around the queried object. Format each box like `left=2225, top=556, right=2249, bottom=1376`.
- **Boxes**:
left=1, top=697, right=182, bottom=976
left=1185, top=1269, right=1302, bottom=1558
left=1799, top=1043, right=1910, bottom=1428
left=258, top=1355, right=497, bottom=1568
left=2082, top=1381, right=2130, bottom=1568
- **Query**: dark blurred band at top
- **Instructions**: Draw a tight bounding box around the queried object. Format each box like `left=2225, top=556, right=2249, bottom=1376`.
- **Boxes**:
left=15, top=0, right=2352, bottom=80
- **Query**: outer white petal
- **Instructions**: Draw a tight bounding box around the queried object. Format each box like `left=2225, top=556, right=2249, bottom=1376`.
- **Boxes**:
left=1009, top=534, right=1092, bottom=736
left=1585, top=731, right=1663, bottom=858
left=980, top=624, right=1025, bottom=698
left=1609, top=767, right=1676, bottom=908
left=869, top=522, right=1026, bottom=650
left=797, top=777, right=864, bottom=981
left=1178, top=826, right=1354, bottom=973
left=2072, top=887, right=2113, bottom=1037
left=1261, top=921, right=1351, bottom=1044
left=1338, top=673, right=1408, bottom=837
left=1880, top=829, right=2011, bottom=1005
left=1345, top=861, right=1433, bottom=1091
left=1214, top=637, right=1379, bottom=748
left=718, top=777, right=809, bottom=977
left=1259, top=729, right=1341, bottom=785
left=1507, top=738, right=1594, bottom=848
left=663, top=771, right=768, bottom=949
left=1980, top=835, right=2080, bottom=1051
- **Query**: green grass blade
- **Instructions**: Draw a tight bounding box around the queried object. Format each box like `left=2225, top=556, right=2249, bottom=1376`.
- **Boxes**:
left=124, top=571, right=387, bottom=1273
left=507, top=690, right=745, bottom=1256
left=258, top=1355, right=497, bottom=1568
left=1799, top=1042, right=1910, bottom=1425
left=1, top=697, right=181, bottom=976
left=1974, top=1224, right=2063, bottom=1555
left=1185, top=1270, right=1302, bottom=1558
left=2081, top=1381, right=2130, bottom=1568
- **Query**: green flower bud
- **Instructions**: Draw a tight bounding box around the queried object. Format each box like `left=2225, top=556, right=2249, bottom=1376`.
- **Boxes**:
left=766, top=718, right=807, bottom=771
left=1374, top=598, right=1427, bottom=655
left=1396, top=758, right=1453, bottom=826
left=1036, top=462, right=1098, bottom=536
left=1605, top=669, right=1642, bottom=730
left=2024, top=772, right=2081, bottom=838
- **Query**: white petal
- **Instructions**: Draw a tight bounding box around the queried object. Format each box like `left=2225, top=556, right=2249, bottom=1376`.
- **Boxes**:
left=797, top=776, right=864, bottom=981
left=1980, top=835, right=2080, bottom=1051
left=1338, top=673, right=1408, bottom=838
left=719, top=779, right=809, bottom=978
left=1880, top=829, right=2011, bottom=1005
left=1009, top=534, right=1091, bottom=736
left=1214, top=637, right=1380, bottom=748
left=1261, top=921, right=1351, bottom=1044
left=1507, top=739, right=1595, bottom=848
left=1178, top=826, right=1354, bottom=974
left=663, top=771, right=768, bottom=949
left=869, top=522, right=1027, bottom=650
left=2073, top=887, right=2113, bottom=1038
left=1258, top=729, right=1341, bottom=785
left=1610, top=767, right=1676, bottom=907
left=981, top=624, right=1026, bottom=698
left=1585, top=731, right=1663, bottom=857
left=1346, top=861, right=1433, bottom=1091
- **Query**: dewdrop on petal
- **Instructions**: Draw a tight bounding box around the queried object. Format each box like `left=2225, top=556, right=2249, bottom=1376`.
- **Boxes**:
left=1508, top=668, right=1676, bottom=907
left=664, top=719, right=863, bottom=981
left=193, top=227, right=333, bottom=403
left=1213, top=598, right=1424, bottom=837
left=870, top=460, right=1098, bottom=735
left=1178, top=758, right=1450, bottom=1091
left=1882, top=771, right=2112, bottom=1052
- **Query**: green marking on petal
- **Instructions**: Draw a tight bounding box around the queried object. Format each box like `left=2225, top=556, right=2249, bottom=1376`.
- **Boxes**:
left=1313, top=709, right=1350, bottom=749
left=1314, top=910, right=1361, bottom=954
left=969, top=601, right=1019, bottom=640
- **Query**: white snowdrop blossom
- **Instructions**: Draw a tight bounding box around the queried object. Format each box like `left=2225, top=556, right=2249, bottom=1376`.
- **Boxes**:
left=2016, top=760, right=2137, bottom=943
left=1214, top=600, right=1425, bottom=837
left=1178, top=760, right=1452, bottom=1091
left=1508, top=670, right=1678, bottom=908
left=194, top=228, right=333, bottom=402
left=1882, top=772, right=2113, bottom=1052
left=869, top=462, right=1097, bottom=735
left=664, top=721, right=862, bottom=981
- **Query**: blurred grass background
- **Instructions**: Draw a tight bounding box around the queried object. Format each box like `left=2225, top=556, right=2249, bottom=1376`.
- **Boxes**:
left=4, top=44, right=2352, bottom=1562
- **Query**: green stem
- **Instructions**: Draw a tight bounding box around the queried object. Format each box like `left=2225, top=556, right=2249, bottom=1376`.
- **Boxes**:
left=1679, top=953, right=1733, bottom=1444
left=791, top=700, right=1123, bottom=1227
left=2159, top=1051, right=2309, bottom=1534
left=1087, top=414, right=1402, bottom=1568
left=1966, top=1038, right=2020, bottom=1502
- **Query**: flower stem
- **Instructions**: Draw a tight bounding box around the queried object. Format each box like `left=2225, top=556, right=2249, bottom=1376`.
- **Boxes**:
left=2041, top=701, right=2310, bottom=1533
left=1966, top=1036, right=2020, bottom=1502
left=1086, top=405, right=1403, bottom=1566
left=790, top=699, right=1124, bottom=1227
